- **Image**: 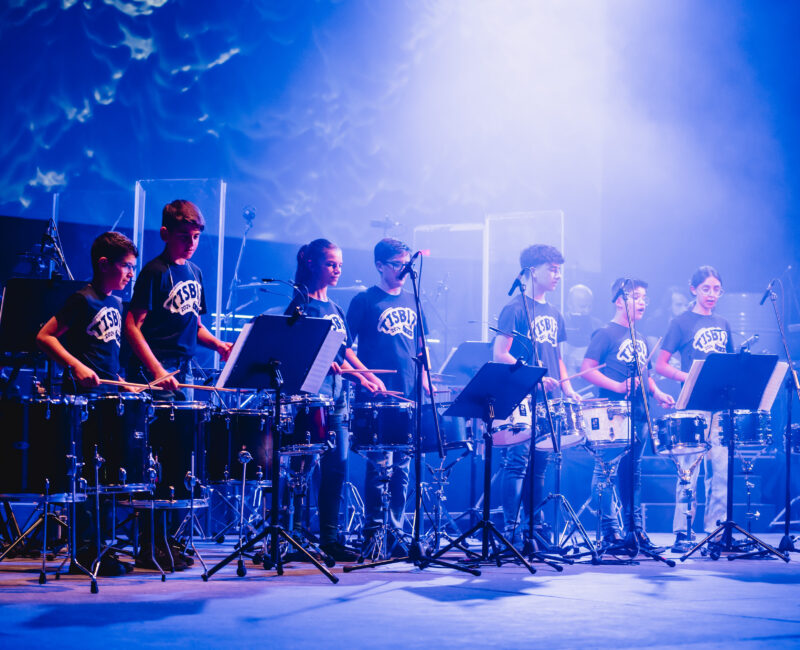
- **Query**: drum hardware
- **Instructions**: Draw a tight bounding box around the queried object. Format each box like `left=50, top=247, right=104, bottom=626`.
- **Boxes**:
left=423, top=363, right=549, bottom=574
left=650, top=411, right=710, bottom=554
left=177, top=452, right=207, bottom=575
left=356, top=452, right=411, bottom=562
left=202, top=314, right=342, bottom=583
left=678, top=352, right=788, bottom=562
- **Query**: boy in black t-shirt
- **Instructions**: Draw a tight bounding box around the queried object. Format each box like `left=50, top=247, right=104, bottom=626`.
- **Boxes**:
left=36, top=231, right=139, bottom=576
left=346, top=238, right=427, bottom=553
left=125, top=200, right=232, bottom=395
left=581, top=278, right=674, bottom=549
left=493, top=244, right=580, bottom=546
left=37, top=231, right=138, bottom=393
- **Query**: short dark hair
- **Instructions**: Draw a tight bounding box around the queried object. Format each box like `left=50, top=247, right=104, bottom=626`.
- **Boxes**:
left=374, top=237, right=410, bottom=263
left=162, top=199, right=205, bottom=232
left=611, top=277, right=648, bottom=302
left=90, top=231, right=138, bottom=276
left=519, top=244, right=564, bottom=270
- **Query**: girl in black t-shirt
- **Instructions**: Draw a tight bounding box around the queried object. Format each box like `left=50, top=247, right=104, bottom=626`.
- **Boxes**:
left=654, top=266, right=732, bottom=550
left=285, top=238, right=380, bottom=562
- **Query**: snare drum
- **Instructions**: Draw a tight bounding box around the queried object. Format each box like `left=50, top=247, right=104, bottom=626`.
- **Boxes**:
left=534, top=398, right=586, bottom=450
left=581, top=399, right=631, bottom=450
left=420, top=402, right=469, bottom=453
left=492, top=398, right=533, bottom=447
left=652, top=411, right=708, bottom=455
left=351, top=402, right=414, bottom=450
left=84, top=393, right=153, bottom=491
left=0, top=395, right=87, bottom=500
left=207, top=409, right=272, bottom=481
left=280, top=395, right=333, bottom=454
left=717, top=410, right=773, bottom=449
left=148, top=401, right=209, bottom=501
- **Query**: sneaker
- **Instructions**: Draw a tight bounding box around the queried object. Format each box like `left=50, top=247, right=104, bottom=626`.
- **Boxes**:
left=671, top=532, right=691, bottom=553
left=136, top=544, right=188, bottom=571
left=601, top=530, right=625, bottom=547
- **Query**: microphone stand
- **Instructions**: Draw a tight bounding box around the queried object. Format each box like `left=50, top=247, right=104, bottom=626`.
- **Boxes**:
left=514, top=279, right=589, bottom=565
left=344, top=255, right=477, bottom=575
left=764, top=283, right=800, bottom=553
left=222, top=211, right=254, bottom=341
left=615, top=291, right=674, bottom=566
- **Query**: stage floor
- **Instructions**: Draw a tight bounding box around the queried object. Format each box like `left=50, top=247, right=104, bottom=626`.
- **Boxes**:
left=1, top=534, right=799, bottom=649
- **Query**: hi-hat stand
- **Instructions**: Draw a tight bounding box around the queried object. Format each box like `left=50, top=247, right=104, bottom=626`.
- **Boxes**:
left=201, top=314, right=345, bottom=583
left=679, top=352, right=789, bottom=562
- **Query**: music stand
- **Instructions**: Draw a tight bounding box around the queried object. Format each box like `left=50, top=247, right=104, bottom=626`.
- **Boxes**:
left=202, top=314, right=345, bottom=583
left=678, top=352, right=789, bottom=562
left=425, top=362, right=546, bottom=573
left=438, top=341, right=492, bottom=386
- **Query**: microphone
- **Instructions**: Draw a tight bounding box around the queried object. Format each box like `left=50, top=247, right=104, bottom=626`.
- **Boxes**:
left=759, top=279, right=776, bottom=306
left=739, top=333, right=759, bottom=352
left=398, top=251, right=421, bottom=280
left=242, top=206, right=256, bottom=225
left=507, top=273, right=523, bottom=297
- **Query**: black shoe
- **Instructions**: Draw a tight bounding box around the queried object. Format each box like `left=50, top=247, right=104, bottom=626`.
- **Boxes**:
left=633, top=530, right=665, bottom=553
left=671, top=532, right=692, bottom=553
left=136, top=544, right=188, bottom=571
left=78, top=549, right=132, bottom=577
left=320, top=541, right=360, bottom=563
left=601, top=530, right=625, bottom=547
left=169, top=541, right=195, bottom=566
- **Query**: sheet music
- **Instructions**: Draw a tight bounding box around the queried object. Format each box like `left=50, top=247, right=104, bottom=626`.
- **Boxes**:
left=300, top=329, right=346, bottom=394
left=758, top=361, right=789, bottom=411
left=676, top=359, right=704, bottom=410
left=215, top=321, right=252, bottom=389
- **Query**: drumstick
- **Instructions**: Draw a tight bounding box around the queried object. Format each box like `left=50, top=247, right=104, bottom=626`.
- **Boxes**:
left=99, top=378, right=167, bottom=391
left=560, top=364, right=607, bottom=383
left=148, top=369, right=180, bottom=387
left=176, top=383, right=240, bottom=394
left=341, top=369, right=397, bottom=375
left=375, top=391, right=415, bottom=404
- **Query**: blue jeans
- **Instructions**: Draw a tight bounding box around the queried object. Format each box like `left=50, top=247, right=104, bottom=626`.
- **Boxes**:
left=364, top=451, right=411, bottom=533
left=317, top=409, right=349, bottom=545
left=500, top=441, right=548, bottom=541
left=591, top=419, right=648, bottom=535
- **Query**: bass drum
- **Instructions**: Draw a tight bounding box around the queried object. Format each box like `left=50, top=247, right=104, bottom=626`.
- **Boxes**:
left=207, top=408, right=272, bottom=482
left=148, top=401, right=209, bottom=502
left=0, top=395, right=88, bottom=500
left=83, top=392, right=154, bottom=491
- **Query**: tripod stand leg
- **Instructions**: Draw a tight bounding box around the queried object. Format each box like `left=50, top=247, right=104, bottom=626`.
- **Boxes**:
left=680, top=521, right=727, bottom=561
left=277, top=527, right=338, bottom=583
left=725, top=521, right=789, bottom=562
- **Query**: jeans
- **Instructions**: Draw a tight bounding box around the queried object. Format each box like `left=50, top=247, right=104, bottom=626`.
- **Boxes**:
left=591, top=418, right=648, bottom=535
left=672, top=412, right=728, bottom=533
left=364, top=451, right=411, bottom=533
left=317, top=410, right=349, bottom=545
left=500, top=440, right=548, bottom=541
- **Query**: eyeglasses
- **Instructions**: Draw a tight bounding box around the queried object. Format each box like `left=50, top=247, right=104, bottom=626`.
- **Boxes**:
left=382, top=260, right=406, bottom=270
left=697, top=286, right=724, bottom=296
left=626, top=294, right=650, bottom=306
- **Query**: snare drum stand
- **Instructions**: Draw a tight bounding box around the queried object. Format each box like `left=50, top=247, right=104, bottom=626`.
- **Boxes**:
left=671, top=452, right=706, bottom=554
left=679, top=353, right=788, bottom=562
left=345, top=256, right=478, bottom=577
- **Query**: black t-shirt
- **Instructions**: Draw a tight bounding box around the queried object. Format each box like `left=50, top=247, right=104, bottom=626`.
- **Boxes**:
left=584, top=321, right=651, bottom=410
left=495, top=294, right=565, bottom=380
left=661, top=310, right=734, bottom=372
left=129, top=251, right=207, bottom=359
left=346, top=286, right=421, bottom=399
left=56, top=284, right=123, bottom=391
left=284, top=296, right=351, bottom=399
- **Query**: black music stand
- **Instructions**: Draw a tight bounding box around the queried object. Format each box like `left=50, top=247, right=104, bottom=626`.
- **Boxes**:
left=202, top=314, right=345, bottom=583
left=679, top=352, right=789, bottom=562
left=425, top=362, right=546, bottom=573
